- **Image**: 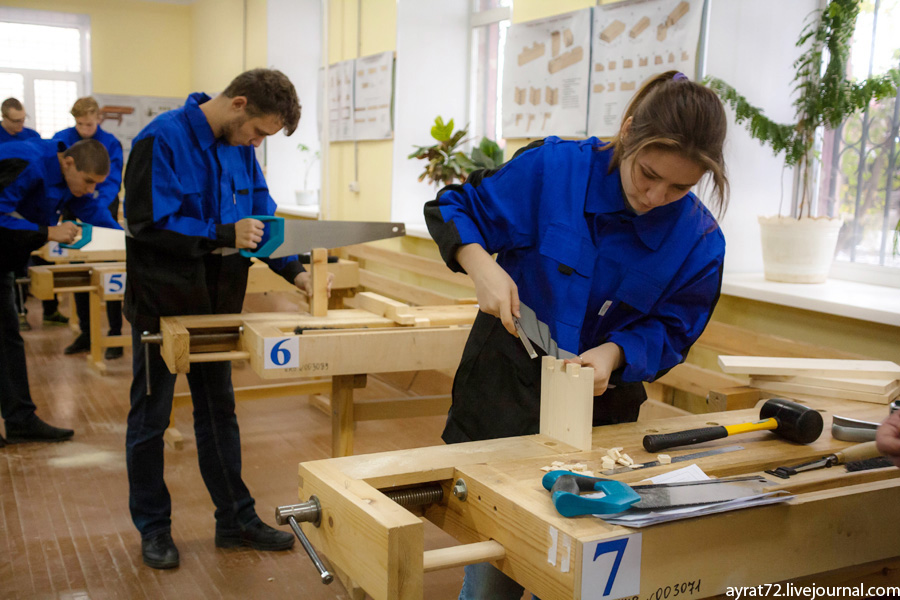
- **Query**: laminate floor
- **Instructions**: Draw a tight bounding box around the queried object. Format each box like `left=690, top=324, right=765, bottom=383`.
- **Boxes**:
left=1, top=296, right=475, bottom=600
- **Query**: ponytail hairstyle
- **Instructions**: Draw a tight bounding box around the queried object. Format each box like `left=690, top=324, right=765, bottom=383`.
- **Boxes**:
left=606, top=71, right=729, bottom=218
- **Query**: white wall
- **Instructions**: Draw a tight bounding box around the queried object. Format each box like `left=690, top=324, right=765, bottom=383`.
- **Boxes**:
left=390, top=0, right=470, bottom=227
left=266, top=0, right=322, bottom=206
left=706, top=0, right=818, bottom=273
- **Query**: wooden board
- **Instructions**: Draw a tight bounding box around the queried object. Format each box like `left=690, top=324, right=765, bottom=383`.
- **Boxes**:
left=749, top=377, right=900, bottom=405
left=753, top=374, right=900, bottom=395
left=718, top=356, right=900, bottom=379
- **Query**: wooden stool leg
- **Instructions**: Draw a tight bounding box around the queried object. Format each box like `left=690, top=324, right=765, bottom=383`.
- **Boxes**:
left=87, top=288, right=106, bottom=374
left=332, top=375, right=355, bottom=457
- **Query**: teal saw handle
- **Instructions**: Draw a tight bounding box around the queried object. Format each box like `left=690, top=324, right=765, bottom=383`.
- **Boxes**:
left=60, top=221, right=92, bottom=249
left=239, top=215, right=285, bottom=258
left=542, top=471, right=641, bottom=517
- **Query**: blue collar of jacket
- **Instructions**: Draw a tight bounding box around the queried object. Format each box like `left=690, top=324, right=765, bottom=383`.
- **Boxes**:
left=185, top=92, right=217, bottom=150
left=584, top=145, right=682, bottom=251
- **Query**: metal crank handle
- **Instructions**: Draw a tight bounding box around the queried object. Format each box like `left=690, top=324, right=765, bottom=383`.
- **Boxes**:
left=276, top=499, right=333, bottom=585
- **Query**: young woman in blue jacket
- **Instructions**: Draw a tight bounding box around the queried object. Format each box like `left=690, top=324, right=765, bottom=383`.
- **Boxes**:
left=424, top=71, right=728, bottom=599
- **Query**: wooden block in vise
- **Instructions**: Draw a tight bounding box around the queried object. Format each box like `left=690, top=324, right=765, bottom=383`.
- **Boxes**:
left=310, top=248, right=329, bottom=317
left=539, top=356, right=593, bottom=451
left=160, top=318, right=191, bottom=374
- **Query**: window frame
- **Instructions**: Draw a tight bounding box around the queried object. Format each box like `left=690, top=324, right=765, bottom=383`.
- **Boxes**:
left=0, top=7, right=92, bottom=134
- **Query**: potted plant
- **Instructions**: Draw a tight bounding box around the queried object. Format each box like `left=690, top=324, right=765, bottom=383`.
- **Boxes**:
left=408, top=116, right=505, bottom=188
left=294, top=143, right=320, bottom=206
left=705, top=0, right=899, bottom=282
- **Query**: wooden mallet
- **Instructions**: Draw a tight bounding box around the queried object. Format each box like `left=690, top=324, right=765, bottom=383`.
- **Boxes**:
left=643, top=398, right=824, bottom=453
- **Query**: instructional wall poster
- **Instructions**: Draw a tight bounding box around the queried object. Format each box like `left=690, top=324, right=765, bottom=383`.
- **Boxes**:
left=502, top=8, right=592, bottom=139
left=353, top=50, right=394, bottom=140
left=92, top=94, right=184, bottom=160
left=327, top=59, right=355, bottom=142
left=588, top=0, right=703, bottom=136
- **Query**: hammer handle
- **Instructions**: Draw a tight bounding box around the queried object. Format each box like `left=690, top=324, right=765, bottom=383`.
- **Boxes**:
left=643, top=426, right=728, bottom=453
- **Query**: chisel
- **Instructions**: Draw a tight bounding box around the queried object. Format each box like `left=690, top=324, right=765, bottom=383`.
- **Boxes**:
left=766, top=441, right=882, bottom=479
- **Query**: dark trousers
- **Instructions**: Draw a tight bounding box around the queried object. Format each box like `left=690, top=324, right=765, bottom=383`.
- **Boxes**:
left=125, top=327, right=256, bottom=538
left=0, top=271, right=37, bottom=426
left=74, top=292, right=122, bottom=337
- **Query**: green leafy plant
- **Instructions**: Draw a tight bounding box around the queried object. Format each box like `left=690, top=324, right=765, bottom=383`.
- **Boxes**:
left=704, top=0, right=899, bottom=219
left=469, top=136, right=505, bottom=171
left=408, top=116, right=473, bottom=187
left=297, top=143, right=320, bottom=190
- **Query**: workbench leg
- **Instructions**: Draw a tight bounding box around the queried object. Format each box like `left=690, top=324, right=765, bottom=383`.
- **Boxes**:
left=67, top=292, right=80, bottom=333
left=333, top=565, right=367, bottom=600
left=164, top=413, right=184, bottom=450
left=310, top=247, right=328, bottom=317
left=87, top=288, right=106, bottom=375
left=331, top=374, right=367, bottom=457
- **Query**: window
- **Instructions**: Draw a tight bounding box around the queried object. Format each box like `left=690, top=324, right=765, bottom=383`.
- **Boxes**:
left=469, top=0, right=510, bottom=148
left=0, top=9, right=91, bottom=139
left=818, top=0, right=900, bottom=283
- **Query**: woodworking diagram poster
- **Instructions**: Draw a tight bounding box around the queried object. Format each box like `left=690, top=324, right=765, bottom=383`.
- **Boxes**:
left=502, top=8, right=592, bottom=139
left=92, top=94, right=183, bottom=160
left=353, top=51, right=395, bottom=141
left=588, top=0, right=703, bottom=136
left=327, top=59, right=355, bottom=142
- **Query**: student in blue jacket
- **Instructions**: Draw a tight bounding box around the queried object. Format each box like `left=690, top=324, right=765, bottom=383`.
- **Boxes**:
left=0, top=139, right=115, bottom=447
left=123, top=69, right=330, bottom=571
left=0, top=98, right=40, bottom=144
left=53, top=97, right=125, bottom=358
left=425, top=71, right=729, bottom=599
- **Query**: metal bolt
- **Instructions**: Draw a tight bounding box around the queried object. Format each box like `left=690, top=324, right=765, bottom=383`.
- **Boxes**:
left=452, top=478, right=467, bottom=502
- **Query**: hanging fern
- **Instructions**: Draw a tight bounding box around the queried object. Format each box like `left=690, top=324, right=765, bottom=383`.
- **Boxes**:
left=704, top=0, right=899, bottom=217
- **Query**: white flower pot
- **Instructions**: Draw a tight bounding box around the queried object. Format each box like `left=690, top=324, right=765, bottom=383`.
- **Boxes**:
left=294, top=190, right=319, bottom=206
left=758, top=215, right=843, bottom=283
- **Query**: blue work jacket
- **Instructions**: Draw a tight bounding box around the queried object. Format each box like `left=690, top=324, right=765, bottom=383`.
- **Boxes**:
left=0, top=139, right=121, bottom=270
left=0, top=126, right=40, bottom=144
left=425, top=137, right=725, bottom=383
left=123, top=92, right=303, bottom=329
left=53, top=125, right=123, bottom=208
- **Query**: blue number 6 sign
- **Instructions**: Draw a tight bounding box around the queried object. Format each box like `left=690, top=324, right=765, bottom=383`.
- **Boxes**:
left=264, top=337, right=299, bottom=369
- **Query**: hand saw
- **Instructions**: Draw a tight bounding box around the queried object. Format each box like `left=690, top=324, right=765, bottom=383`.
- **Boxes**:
left=60, top=222, right=126, bottom=251
left=240, top=215, right=406, bottom=258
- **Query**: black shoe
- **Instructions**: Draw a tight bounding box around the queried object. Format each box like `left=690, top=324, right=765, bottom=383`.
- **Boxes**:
left=43, top=311, right=69, bottom=326
left=19, top=315, right=31, bottom=331
left=105, top=346, right=124, bottom=360
left=215, top=519, right=295, bottom=551
left=5, top=417, right=74, bottom=443
left=64, top=333, right=90, bottom=355
left=142, top=532, right=180, bottom=569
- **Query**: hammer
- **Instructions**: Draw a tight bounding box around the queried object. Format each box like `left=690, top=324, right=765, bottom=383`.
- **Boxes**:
left=643, top=398, right=823, bottom=453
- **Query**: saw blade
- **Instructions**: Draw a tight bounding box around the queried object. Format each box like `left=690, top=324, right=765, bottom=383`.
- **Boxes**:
left=600, top=444, right=745, bottom=475
left=270, top=220, right=406, bottom=258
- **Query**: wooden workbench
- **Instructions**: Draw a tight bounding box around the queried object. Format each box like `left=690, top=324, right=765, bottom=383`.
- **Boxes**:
left=157, top=300, right=476, bottom=456
left=293, top=397, right=900, bottom=599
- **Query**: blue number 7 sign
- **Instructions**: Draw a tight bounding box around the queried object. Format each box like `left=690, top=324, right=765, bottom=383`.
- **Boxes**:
left=582, top=533, right=641, bottom=599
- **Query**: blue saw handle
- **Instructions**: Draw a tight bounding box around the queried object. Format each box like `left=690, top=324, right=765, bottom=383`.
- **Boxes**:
left=542, top=471, right=641, bottom=517
left=239, top=215, right=284, bottom=258
left=60, top=221, right=92, bottom=249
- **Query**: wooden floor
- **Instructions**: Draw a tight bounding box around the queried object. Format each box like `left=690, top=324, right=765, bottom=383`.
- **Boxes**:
left=0, top=295, right=479, bottom=600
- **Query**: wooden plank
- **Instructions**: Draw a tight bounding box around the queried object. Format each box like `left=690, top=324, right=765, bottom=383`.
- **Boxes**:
left=28, top=266, right=60, bottom=300
left=358, top=269, right=456, bottom=306
left=706, top=386, right=762, bottom=412
left=172, top=380, right=332, bottom=407
left=354, top=395, right=451, bottom=421
left=345, top=243, right=474, bottom=289
left=750, top=377, right=900, bottom=405
left=243, top=324, right=471, bottom=380
left=719, top=356, right=900, bottom=379
left=754, top=374, right=900, bottom=395
left=696, top=321, right=865, bottom=360
left=655, top=362, right=745, bottom=398
left=352, top=292, right=411, bottom=322
left=539, top=357, right=593, bottom=452
left=638, top=399, right=692, bottom=420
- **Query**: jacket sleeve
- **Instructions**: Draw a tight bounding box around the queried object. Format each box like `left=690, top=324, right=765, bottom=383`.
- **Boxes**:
left=65, top=193, right=123, bottom=229
left=0, top=158, right=48, bottom=269
left=124, top=135, right=231, bottom=258
left=606, top=233, right=725, bottom=382
left=423, top=141, right=546, bottom=273
left=247, top=152, right=305, bottom=282
left=96, top=136, right=123, bottom=207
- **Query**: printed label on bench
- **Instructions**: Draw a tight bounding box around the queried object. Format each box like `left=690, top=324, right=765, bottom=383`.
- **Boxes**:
left=582, top=533, right=641, bottom=599
left=48, top=242, right=68, bottom=258
left=103, top=272, right=126, bottom=295
left=264, top=337, right=300, bottom=369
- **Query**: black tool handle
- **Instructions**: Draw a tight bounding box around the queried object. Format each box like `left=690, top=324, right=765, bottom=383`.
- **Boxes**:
left=643, top=426, right=729, bottom=453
